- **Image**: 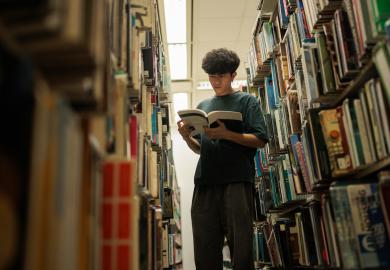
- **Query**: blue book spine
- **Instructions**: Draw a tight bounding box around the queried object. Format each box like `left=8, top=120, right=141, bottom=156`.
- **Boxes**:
left=368, top=183, right=390, bottom=267
left=254, top=149, right=262, bottom=177
left=270, top=60, right=280, bottom=107
left=386, top=18, right=390, bottom=38
left=258, top=231, right=266, bottom=261
left=270, top=167, right=281, bottom=207
left=347, top=183, right=390, bottom=267
left=282, top=157, right=292, bottom=201
left=278, top=0, right=289, bottom=29
left=330, top=185, right=360, bottom=269
left=348, top=101, right=365, bottom=165
left=253, top=229, right=259, bottom=261
left=151, top=106, right=158, bottom=143
left=296, top=12, right=306, bottom=43
left=265, top=76, right=276, bottom=110
left=347, top=184, right=379, bottom=267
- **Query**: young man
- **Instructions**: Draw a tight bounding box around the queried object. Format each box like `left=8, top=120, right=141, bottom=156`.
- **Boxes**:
left=177, top=48, right=268, bottom=270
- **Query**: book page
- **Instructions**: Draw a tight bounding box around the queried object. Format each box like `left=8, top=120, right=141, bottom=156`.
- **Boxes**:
left=207, top=111, right=242, bottom=126
left=177, top=109, right=208, bottom=135
left=177, top=109, right=207, bottom=118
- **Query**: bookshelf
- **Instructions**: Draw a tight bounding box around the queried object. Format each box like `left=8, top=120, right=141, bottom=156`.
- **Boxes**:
left=330, top=60, right=376, bottom=107
left=247, top=0, right=390, bottom=269
left=331, top=156, right=390, bottom=180
left=0, top=0, right=182, bottom=270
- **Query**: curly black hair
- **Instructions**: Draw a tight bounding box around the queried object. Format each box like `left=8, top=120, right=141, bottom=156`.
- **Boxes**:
left=201, top=48, right=240, bottom=75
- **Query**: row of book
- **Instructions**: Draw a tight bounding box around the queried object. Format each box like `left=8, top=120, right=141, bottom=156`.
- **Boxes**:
left=0, top=0, right=183, bottom=270
left=103, top=0, right=184, bottom=269
left=319, top=79, right=390, bottom=176
left=253, top=224, right=270, bottom=264
left=247, top=0, right=390, bottom=269
left=252, top=31, right=390, bottom=194
left=248, top=0, right=390, bottom=100
left=251, top=172, right=390, bottom=269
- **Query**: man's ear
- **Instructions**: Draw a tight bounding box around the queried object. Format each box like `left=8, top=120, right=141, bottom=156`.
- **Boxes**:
left=232, top=72, right=237, bottom=81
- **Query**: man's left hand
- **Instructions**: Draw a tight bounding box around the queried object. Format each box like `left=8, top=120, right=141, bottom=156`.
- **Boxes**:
left=204, top=120, right=230, bottom=139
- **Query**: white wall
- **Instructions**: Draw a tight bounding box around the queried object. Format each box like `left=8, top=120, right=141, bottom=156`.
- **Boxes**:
left=171, top=129, right=198, bottom=270
left=171, top=83, right=215, bottom=270
left=191, top=89, right=214, bottom=108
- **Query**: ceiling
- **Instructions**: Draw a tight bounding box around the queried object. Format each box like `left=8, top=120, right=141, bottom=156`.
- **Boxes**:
left=192, top=0, right=259, bottom=83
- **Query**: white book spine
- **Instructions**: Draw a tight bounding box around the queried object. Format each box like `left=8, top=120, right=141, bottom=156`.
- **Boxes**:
left=347, top=184, right=380, bottom=268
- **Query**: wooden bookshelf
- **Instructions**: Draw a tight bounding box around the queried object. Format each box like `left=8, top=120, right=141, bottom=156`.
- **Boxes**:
left=330, top=60, right=377, bottom=107
left=294, top=267, right=384, bottom=270
left=249, top=0, right=390, bottom=269
left=0, top=0, right=182, bottom=269
left=293, top=266, right=341, bottom=270
left=332, top=156, right=390, bottom=180
left=259, top=0, right=277, bottom=17
left=311, top=182, right=331, bottom=193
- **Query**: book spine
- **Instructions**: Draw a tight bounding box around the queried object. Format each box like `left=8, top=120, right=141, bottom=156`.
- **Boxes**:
left=368, top=183, right=390, bottom=268
left=378, top=171, right=390, bottom=241
left=347, top=184, right=380, bottom=268
left=330, top=185, right=360, bottom=269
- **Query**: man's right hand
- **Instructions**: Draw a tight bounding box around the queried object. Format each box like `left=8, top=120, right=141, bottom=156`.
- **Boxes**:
left=177, top=120, right=193, bottom=140
left=177, top=120, right=201, bottom=154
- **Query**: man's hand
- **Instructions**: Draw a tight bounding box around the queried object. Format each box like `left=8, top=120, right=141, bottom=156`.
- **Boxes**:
left=204, top=120, right=230, bottom=140
left=205, top=120, right=266, bottom=148
left=177, top=120, right=201, bottom=154
left=177, top=120, right=193, bottom=140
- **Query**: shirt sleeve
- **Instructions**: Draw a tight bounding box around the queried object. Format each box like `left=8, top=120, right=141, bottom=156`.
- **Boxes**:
left=243, top=96, right=268, bottom=143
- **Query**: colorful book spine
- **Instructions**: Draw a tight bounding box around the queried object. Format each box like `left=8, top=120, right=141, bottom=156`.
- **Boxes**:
left=347, top=182, right=390, bottom=268
left=101, top=160, right=137, bottom=270
left=330, top=184, right=360, bottom=269
left=378, top=171, right=390, bottom=240
left=295, top=141, right=312, bottom=193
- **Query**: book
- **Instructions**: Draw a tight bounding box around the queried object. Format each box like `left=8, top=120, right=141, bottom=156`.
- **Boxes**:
left=379, top=171, right=390, bottom=240
left=177, top=109, right=243, bottom=136
left=319, top=108, right=352, bottom=175
left=329, top=183, right=360, bottom=269
left=307, top=108, right=331, bottom=181
left=347, top=182, right=390, bottom=268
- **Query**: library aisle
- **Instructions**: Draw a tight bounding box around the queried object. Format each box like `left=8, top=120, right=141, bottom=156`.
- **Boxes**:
left=1, top=0, right=390, bottom=270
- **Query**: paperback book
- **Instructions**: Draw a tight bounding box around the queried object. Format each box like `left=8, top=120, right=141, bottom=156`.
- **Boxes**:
left=177, top=109, right=243, bottom=136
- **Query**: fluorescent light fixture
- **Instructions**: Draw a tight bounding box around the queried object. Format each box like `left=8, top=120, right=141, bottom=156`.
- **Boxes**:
left=196, top=80, right=248, bottom=90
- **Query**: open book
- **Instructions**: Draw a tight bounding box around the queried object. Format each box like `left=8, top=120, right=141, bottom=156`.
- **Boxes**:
left=177, top=109, right=243, bottom=136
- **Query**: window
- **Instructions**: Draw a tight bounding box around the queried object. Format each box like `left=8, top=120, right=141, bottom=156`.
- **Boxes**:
left=163, top=0, right=189, bottom=80
left=168, top=44, right=187, bottom=80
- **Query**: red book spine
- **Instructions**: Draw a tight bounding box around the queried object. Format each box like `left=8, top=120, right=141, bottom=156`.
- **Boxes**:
left=295, top=142, right=312, bottom=193
left=101, top=161, right=135, bottom=270
left=129, top=115, right=138, bottom=158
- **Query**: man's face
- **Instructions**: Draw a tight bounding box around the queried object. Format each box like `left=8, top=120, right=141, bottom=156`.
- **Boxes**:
left=208, top=72, right=236, bottom=95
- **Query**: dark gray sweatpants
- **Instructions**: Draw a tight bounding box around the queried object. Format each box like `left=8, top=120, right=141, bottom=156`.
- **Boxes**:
left=191, top=182, right=255, bottom=270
